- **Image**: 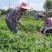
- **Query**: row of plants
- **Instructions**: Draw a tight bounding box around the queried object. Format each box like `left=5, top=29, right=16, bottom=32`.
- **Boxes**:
left=0, top=16, right=52, bottom=52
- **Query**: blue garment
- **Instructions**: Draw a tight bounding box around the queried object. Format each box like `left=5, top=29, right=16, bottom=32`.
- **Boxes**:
left=6, top=19, right=17, bottom=34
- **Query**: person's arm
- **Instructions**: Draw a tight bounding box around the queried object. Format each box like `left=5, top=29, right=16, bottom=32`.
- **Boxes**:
left=17, top=19, right=24, bottom=26
left=40, top=22, right=45, bottom=32
left=44, top=26, right=52, bottom=34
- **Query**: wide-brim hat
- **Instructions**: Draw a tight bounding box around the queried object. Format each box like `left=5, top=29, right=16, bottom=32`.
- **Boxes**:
left=20, top=2, right=30, bottom=10
left=39, top=12, right=48, bottom=18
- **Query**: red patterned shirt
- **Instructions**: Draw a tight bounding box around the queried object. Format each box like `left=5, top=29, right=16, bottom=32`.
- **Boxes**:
left=6, top=6, right=22, bottom=24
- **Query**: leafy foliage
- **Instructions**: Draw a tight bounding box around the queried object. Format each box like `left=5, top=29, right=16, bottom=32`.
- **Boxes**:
left=44, top=0, right=52, bottom=12
left=0, top=16, right=52, bottom=52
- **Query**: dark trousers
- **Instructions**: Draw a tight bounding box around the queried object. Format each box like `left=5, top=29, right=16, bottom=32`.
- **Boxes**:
left=41, top=29, right=52, bottom=36
left=6, top=19, right=17, bottom=34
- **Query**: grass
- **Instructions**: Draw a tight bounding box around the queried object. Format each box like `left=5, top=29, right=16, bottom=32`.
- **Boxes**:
left=0, top=15, right=52, bottom=52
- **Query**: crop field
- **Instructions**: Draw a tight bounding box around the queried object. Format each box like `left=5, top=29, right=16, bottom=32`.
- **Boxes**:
left=0, top=15, right=52, bottom=52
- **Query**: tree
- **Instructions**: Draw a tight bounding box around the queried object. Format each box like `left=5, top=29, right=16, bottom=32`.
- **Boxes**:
left=1, top=8, right=12, bottom=15
left=0, top=9, right=1, bottom=17
left=43, top=0, right=52, bottom=13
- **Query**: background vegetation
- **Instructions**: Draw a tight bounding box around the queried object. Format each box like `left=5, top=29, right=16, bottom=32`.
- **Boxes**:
left=0, top=15, right=52, bottom=52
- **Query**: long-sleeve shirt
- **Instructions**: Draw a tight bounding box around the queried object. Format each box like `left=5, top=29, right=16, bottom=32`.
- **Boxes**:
left=40, top=18, right=52, bottom=31
left=6, top=6, right=22, bottom=24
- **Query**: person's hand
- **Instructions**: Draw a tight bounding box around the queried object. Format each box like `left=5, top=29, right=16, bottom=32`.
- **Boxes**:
left=21, top=24, right=24, bottom=27
left=19, top=22, right=24, bottom=26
